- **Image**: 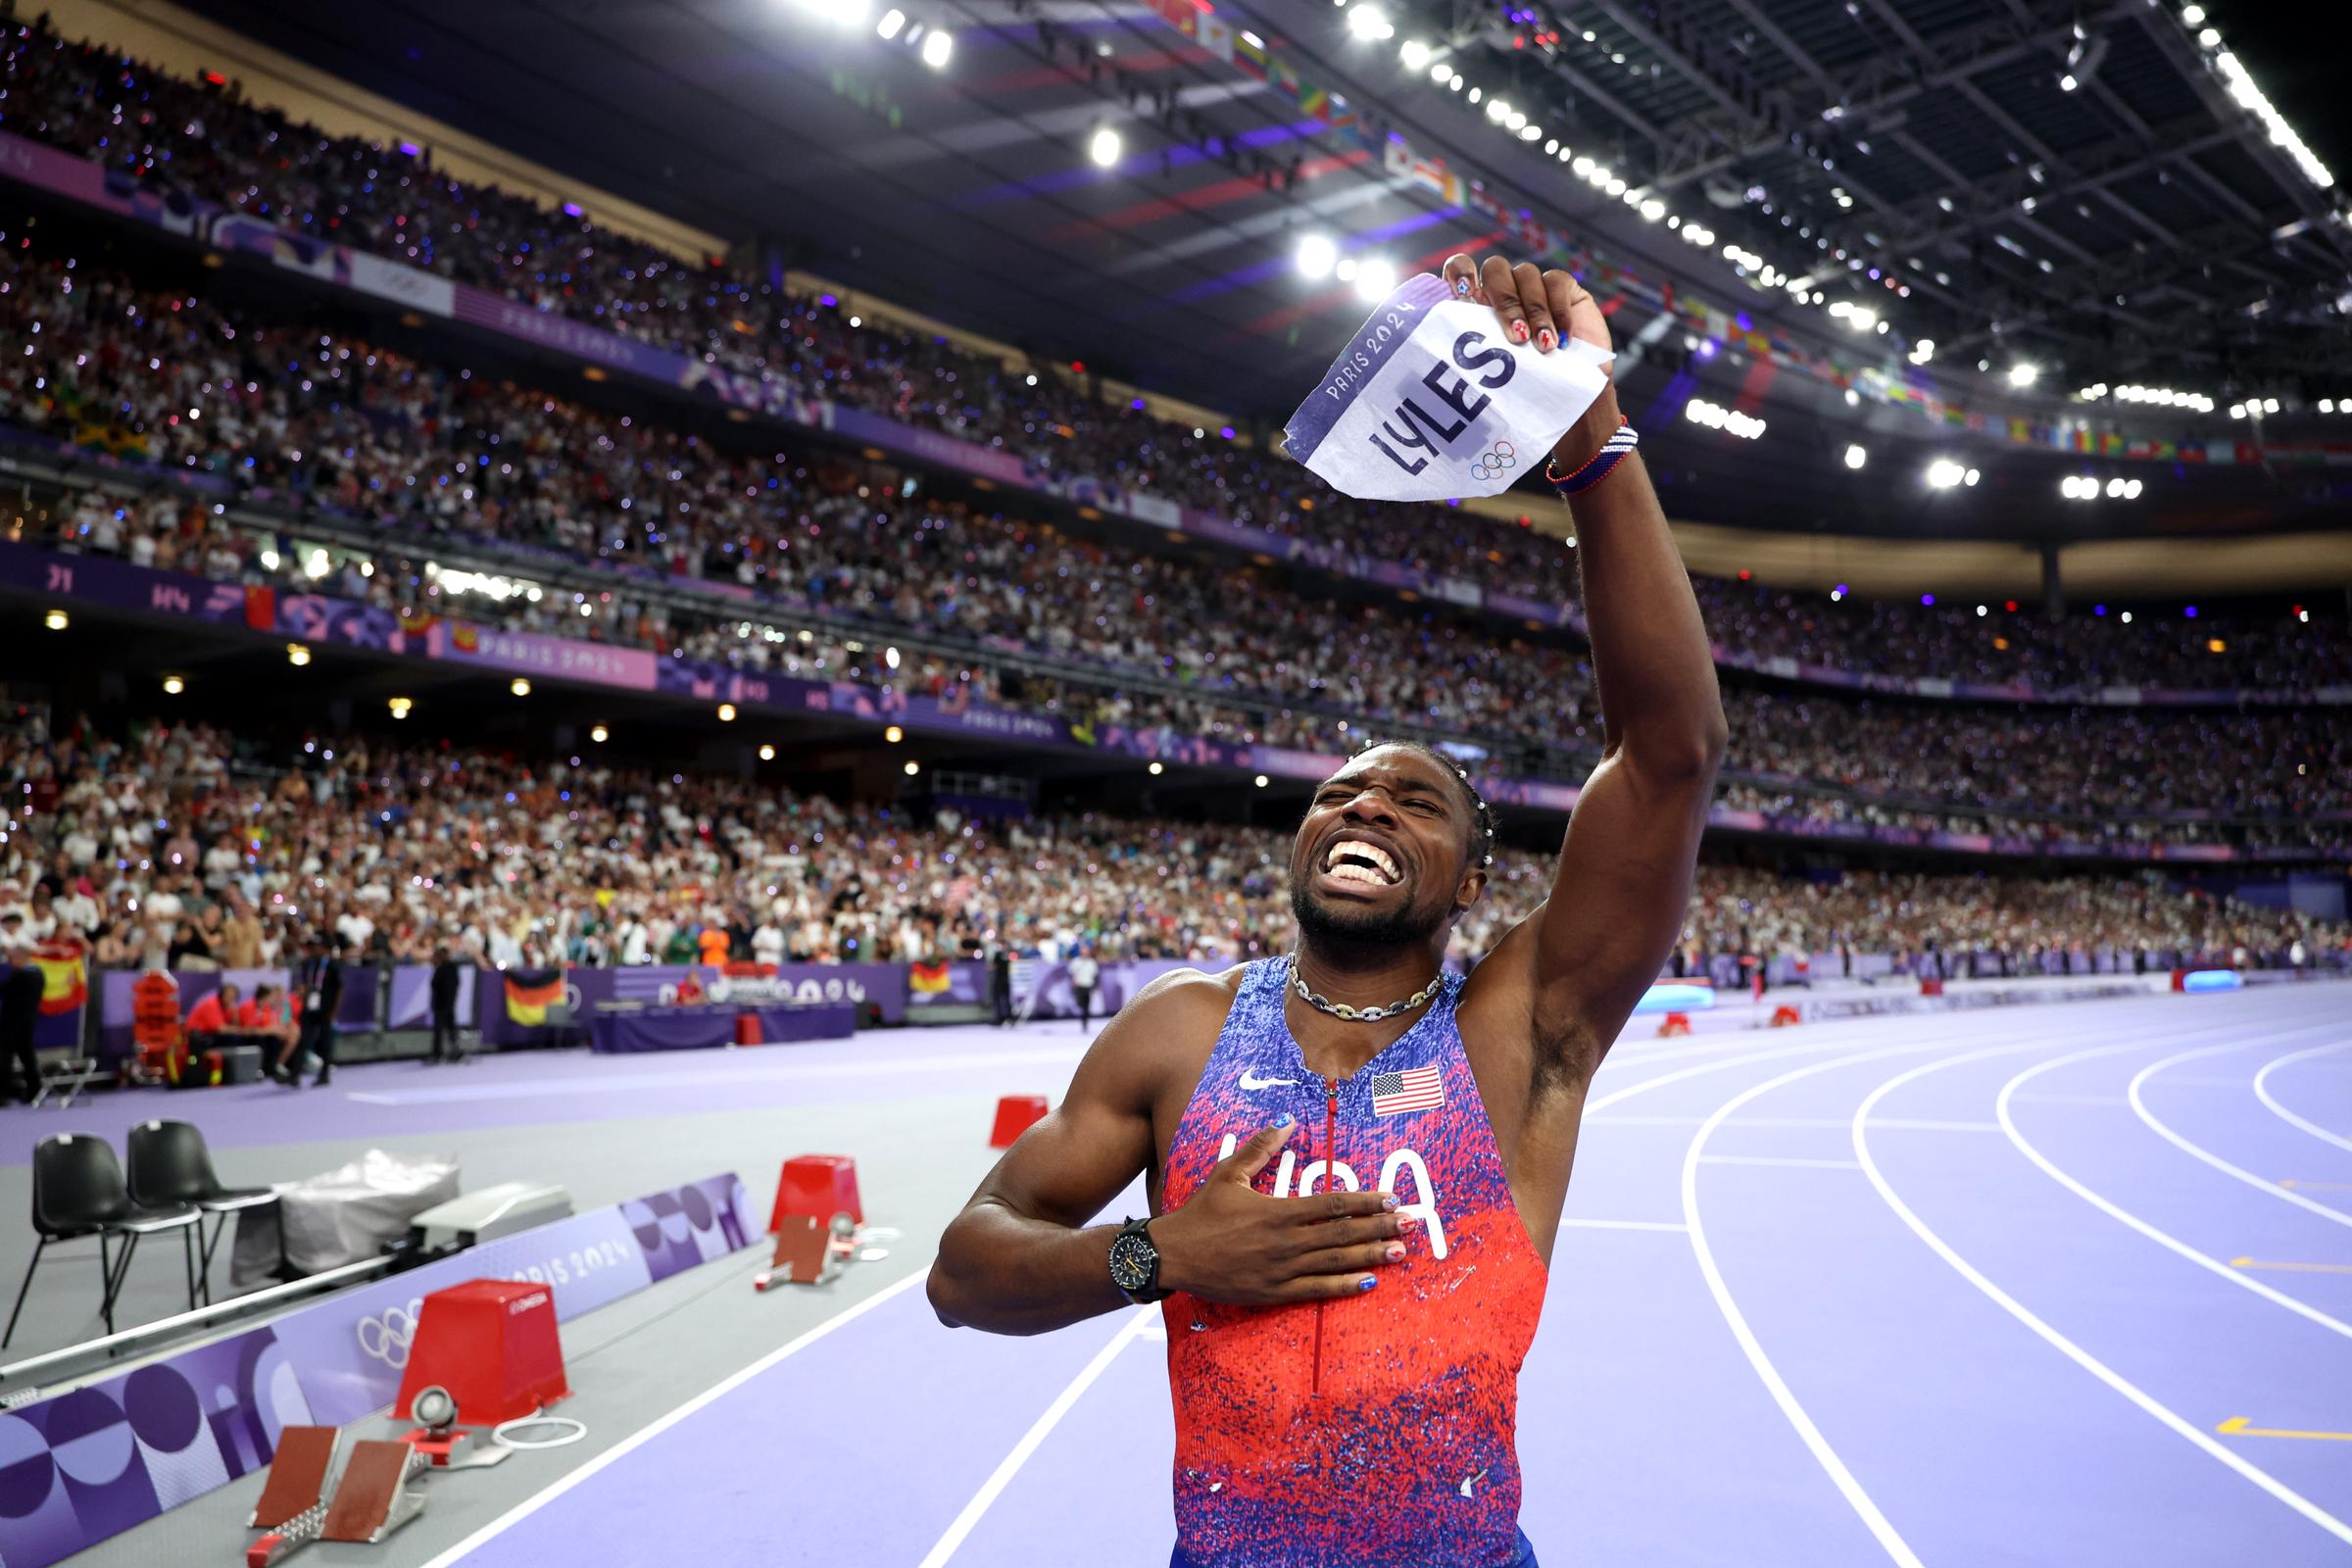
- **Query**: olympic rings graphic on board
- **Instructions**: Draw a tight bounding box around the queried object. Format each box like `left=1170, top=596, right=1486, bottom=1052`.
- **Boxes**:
left=356, top=1298, right=424, bottom=1368
left=1467, top=440, right=1517, bottom=482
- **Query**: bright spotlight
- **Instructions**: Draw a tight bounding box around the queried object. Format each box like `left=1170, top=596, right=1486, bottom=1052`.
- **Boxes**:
left=1335, top=257, right=1359, bottom=282
left=1354, top=258, right=1396, bottom=301
left=920, top=27, right=953, bottom=68
left=876, top=7, right=906, bottom=37
left=1964, top=468, right=1981, bottom=486
left=1926, top=459, right=1965, bottom=489
left=1089, top=125, right=1121, bottom=167
left=1639, top=198, right=1666, bottom=221
left=1843, top=444, right=1867, bottom=470
left=1347, top=4, right=1394, bottom=40
left=2124, top=478, right=2143, bottom=499
left=2008, top=363, right=2039, bottom=386
left=1399, top=38, right=1431, bottom=70
left=1296, top=233, right=1337, bottom=279
left=2105, top=476, right=2127, bottom=498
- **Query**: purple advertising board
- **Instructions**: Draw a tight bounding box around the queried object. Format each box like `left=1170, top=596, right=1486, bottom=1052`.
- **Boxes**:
left=0, top=1171, right=755, bottom=1568
left=92, top=968, right=378, bottom=1061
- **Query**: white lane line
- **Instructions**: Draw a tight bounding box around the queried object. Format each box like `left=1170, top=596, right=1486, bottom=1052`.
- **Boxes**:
left=1857, top=1048, right=2352, bottom=1551
left=1684, top=1039, right=1953, bottom=1568
left=2253, top=1042, right=2352, bottom=1157
left=1699, top=1154, right=1865, bottom=1170
left=416, top=1266, right=929, bottom=1568
left=1999, top=1037, right=2352, bottom=1342
left=2130, top=1044, right=2352, bottom=1229
left=916, top=1308, right=1156, bottom=1568
left=2007, top=1092, right=2127, bottom=1105
left=1559, top=1217, right=1690, bottom=1232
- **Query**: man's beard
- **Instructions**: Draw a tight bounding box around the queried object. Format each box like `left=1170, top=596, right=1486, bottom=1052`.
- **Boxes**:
left=1290, top=881, right=1447, bottom=951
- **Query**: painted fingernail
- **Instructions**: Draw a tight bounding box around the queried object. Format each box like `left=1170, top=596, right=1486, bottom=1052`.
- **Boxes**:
left=1274, top=1112, right=1294, bottom=1127
left=1453, top=277, right=1473, bottom=298
left=1358, top=1276, right=1378, bottom=1293
left=1538, top=327, right=1557, bottom=352
left=1511, top=320, right=1531, bottom=344
left=1381, top=1195, right=1399, bottom=1210
left=1397, top=1211, right=1423, bottom=1226
left=1385, top=1244, right=1406, bottom=1262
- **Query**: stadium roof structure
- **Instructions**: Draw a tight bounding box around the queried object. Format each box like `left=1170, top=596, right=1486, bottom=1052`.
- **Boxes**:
left=172, top=0, right=2351, bottom=542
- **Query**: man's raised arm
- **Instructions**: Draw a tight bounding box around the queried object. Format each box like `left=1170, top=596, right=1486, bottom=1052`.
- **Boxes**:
left=1447, top=254, right=1728, bottom=1077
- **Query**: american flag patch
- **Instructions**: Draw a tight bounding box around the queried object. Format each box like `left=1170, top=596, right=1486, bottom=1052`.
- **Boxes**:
left=1371, top=1065, right=1445, bottom=1117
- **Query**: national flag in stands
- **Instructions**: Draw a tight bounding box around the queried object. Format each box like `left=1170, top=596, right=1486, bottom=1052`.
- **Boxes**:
left=505, top=974, right=563, bottom=1026
left=1371, top=1065, right=1445, bottom=1117
left=909, top=960, right=953, bottom=996
left=31, top=948, right=86, bottom=1015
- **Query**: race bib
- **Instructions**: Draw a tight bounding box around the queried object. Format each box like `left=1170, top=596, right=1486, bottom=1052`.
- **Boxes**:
left=1283, top=273, right=1613, bottom=502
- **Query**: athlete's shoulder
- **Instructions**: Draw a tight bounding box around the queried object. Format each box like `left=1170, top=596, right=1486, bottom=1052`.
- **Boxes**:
left=1125, top=961, right=1250, bottom=1023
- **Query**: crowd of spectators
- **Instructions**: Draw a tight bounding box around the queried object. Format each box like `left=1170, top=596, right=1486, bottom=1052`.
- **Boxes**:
left=2, top=15, right=2347, bottom=699
left=2, top=247, right=2344, bottom=856
left=1, top=717, right=2338, bottom=987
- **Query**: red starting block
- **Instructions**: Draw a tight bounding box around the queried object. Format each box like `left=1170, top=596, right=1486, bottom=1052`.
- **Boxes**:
left=1768, top=1004, right=1802, bottom=1028
left=990, top=1095, right=1049, bottom=1148
left=1656, top=1011, right=1692, bottom=1038
left=770, top=1154, right=861, bottom=1231
left=1919, top=977, right=1945, bottom=997
left=395, top=1280, right=569, bottom=1427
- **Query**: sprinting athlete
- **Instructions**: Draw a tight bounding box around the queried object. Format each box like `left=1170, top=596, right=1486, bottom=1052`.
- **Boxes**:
left=928, top=253, right=1726, bottom=1567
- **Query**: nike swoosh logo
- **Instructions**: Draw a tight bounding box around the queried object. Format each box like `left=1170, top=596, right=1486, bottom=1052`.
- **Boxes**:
left=1239, top=1072, right=1299, bottom=1091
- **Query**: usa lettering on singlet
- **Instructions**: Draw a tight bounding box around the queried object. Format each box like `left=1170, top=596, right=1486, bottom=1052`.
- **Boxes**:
left=1156, top=959, right=1547, bottom=1568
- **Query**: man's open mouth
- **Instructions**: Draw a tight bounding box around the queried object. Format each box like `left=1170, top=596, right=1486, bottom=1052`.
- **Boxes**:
left=1320, top=835, right=1403, bottom=887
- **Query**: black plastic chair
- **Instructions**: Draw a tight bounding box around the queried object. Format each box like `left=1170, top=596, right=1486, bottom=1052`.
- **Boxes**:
left=5, top=1133, right=200, bottom=1348
left=125, top=1119, right=279, bottom=1307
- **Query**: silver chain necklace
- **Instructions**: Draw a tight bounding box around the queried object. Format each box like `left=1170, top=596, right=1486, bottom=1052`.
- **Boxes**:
left=1288, top=955, right=1444, bottom=1023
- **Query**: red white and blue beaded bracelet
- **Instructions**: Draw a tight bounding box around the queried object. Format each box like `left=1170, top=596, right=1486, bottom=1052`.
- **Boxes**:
left=1545, top=416, right=1639, bottom=495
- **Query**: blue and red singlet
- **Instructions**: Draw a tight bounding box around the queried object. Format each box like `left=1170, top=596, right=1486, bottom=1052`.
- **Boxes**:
left=1159, top=957, right=1548, bottom=1568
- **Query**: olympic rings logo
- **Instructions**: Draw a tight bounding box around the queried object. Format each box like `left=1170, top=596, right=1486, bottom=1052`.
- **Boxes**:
left=1467, top=440, right=1517, bottom=482
left=356, top=1298, right=424, bottom=1368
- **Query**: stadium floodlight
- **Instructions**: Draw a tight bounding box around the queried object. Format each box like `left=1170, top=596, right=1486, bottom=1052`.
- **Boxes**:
left=1926, top=458, right=1966, bottom=489
left=1640, top=198, right=1666, bottom=221
left=2008, top=363, right=2038, bottom=386
left=1485, top=97, right=1509, bottom=123
left=1335, top=257, right=1359, bottom=282
left=1518, top=124, right=1542, bottom=141
left=920, top=27, right=953, bottom=68
left=1965, top=467, right=1981, bottom=486
left=2265, top=396, right=2280, bottom=413
left=2181, top=3, right=2204, bottom=22
left=2105, top=476, right=2127, bottom=498
left=1347, top=4, right=1394, bottom=40
left=1354, top=258, right=1396, bottom=302
left=1296, top=233, right=1337, bottom=280
left=1844, top=444, right=1867, bottom=470
left=1400, top=39, right=1432, bottom=71
left=2124, top=477, right=2143, bottom=499
left=1089, top=125, right=1122, bottom=168
left=876, top=7, right=905, bottom=37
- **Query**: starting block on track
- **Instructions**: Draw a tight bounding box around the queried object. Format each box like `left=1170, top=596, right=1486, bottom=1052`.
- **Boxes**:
left=990, top=1095, right=1049, bottom=1147
left=770, top=1154, right=861, bottom=1230
left=248, top=1440, right=430, bottom=1566
left=756, top=1212, right=857, bottom=1291
left=1768, top=1004, right=1802, bottom=1028
left=1656, top=1011, right=1691, bottom=1037
left=249, top=1426, right=337, bottom=1531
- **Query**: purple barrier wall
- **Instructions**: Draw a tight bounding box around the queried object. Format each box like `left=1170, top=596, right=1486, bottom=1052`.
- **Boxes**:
left=0, top=1172, right=754, bottom=1568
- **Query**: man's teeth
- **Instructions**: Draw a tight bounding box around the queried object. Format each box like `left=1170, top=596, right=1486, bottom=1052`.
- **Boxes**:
left=1323, top=841, right=1399, bottom=883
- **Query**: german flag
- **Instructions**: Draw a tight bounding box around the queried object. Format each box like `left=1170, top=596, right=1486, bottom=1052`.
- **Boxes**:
left=505, top=973, right=564, bottom=1026
left=909, top=960, right=953, bottom=997
left=31, top=949, right=85, bottom=1015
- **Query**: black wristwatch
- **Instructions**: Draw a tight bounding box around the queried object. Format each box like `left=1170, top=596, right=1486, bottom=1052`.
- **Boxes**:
left=1108, top=1215, right=1170, bottom=1304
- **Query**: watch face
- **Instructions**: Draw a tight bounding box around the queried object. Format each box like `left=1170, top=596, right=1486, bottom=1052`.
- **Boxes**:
left=1108, top=1231, right=1156, bottom=1293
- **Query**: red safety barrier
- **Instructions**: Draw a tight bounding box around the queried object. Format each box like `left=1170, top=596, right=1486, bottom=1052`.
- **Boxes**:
left=990, top=1095, right=1050, bottom=1148
left=1656, top=1011, right=1692, bottom=1038
left=734, top=1011, right=762, bottom=1047
left=769, top=1154, right=861, bottom=1231
left=395, top=1280, right=569, bottom=1427
left=2170, top=968, right=2187, bottom=992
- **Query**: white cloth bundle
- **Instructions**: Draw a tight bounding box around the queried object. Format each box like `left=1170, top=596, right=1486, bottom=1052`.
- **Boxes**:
left=1283, top=273, right=1613, bottom=503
